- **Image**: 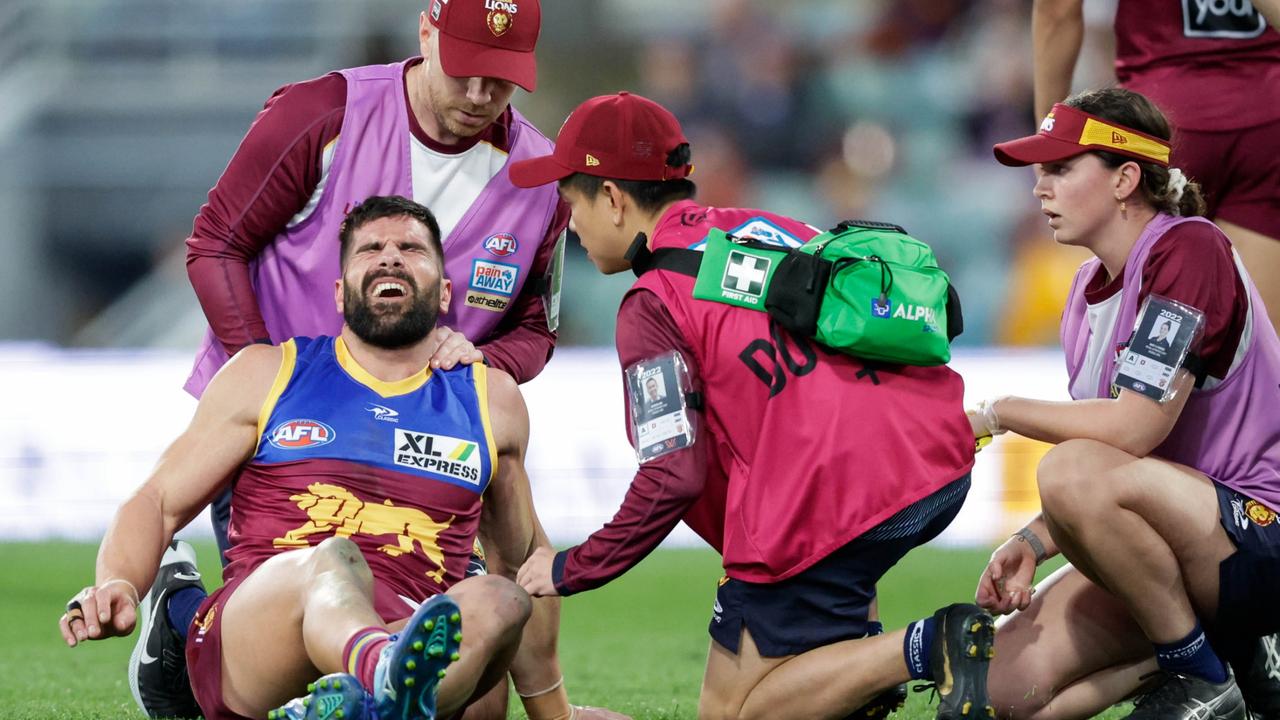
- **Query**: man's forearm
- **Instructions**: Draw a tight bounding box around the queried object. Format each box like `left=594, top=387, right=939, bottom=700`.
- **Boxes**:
left=508, top=518, right=569, bottom=718
left=509, top=593, right=565, bottom=701
left=94, top=488, right=173, bottom=598
left=186, top=252, right=272, bottom=354
left=1033, top=0, right=1085, bottom=120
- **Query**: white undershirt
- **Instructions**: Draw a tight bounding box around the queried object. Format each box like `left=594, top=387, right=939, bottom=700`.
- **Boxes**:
left=288, top=134, right=510, bottom=241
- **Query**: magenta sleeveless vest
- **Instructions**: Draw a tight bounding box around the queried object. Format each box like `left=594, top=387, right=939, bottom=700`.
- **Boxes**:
left=185, top=59, right=558, bottom=396
left=1061, top=213, right=1280, bottom=507
left=631, top=201, right=974, bottom=582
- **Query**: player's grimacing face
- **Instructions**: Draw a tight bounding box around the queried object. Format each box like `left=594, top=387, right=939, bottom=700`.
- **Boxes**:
left=1032, top=154, right=1126, bottom=247
left=338, top=216, right=451, bottom=349
left=560, top=185, right=630, bottom=275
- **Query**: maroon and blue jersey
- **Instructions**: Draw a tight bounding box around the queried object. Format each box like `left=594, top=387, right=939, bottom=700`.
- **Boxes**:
left=223, top=335, right=497, bottom=621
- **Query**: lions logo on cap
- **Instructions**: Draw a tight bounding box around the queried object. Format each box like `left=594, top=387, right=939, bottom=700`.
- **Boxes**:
left=485, top=0, right=517, bottom=36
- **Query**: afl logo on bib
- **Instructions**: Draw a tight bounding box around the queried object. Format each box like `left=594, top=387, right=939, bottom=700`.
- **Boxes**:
left=269, top=419, right=336, bottom=449
left=483, top=233, right=519, bottom=257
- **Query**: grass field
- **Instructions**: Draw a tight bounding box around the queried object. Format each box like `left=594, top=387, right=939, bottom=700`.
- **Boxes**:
left=0, top=542, right=1129, bottom=719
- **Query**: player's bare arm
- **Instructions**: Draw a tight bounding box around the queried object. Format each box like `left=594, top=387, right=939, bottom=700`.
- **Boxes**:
left=475, top=367, right=574, bottom=714
left=58, top=344, right=282, bottom=647
left=1032, top=0, right=1085, bottom=120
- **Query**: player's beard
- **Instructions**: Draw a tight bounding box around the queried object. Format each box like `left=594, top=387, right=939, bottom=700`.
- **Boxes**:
left=344, top=270, right=440, bottom=350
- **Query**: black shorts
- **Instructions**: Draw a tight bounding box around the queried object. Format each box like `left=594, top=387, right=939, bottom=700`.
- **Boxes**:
left=1216, top=483, right=1280, bottom=557
left=708, top=473, right=971, bottom=658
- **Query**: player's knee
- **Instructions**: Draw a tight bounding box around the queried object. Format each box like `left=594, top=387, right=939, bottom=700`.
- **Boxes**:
left=456, top=575, right=532, bottom=640
left=480, top=575, right=533, bottom=631
left=310, top=537, right=374, bottom=587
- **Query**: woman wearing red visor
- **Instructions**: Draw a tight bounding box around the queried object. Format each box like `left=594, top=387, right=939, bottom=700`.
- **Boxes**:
left=970, top=87, right=1280, bottom=720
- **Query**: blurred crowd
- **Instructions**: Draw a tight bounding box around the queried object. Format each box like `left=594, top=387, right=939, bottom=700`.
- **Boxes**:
left=4, top=0, right=1128, bottom=349
left=577, top=0, right=1119, bottom=347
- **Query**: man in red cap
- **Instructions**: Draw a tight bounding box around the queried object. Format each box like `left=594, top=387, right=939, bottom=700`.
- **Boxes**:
left=508, top=92, right=995, bottom=720
left=131, top=1, right=575, bottom=718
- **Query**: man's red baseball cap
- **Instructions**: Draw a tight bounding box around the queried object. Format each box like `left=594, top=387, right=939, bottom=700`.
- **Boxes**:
left=508, top=92, right=693, bottom=188
left=993, top=103, right=1171, bottom=168
left=428, top=0, right=540, bottom=92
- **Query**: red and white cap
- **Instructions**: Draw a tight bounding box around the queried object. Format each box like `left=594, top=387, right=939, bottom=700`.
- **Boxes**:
left=993, top=103, right=1171, bottom=167
left=428, top=0, right=540, bottom=92
left=509, top=92, right=693, bottom=188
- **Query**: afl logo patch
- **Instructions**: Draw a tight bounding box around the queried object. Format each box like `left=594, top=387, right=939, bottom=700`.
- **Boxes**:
left=269, top=419, right=336, bottom=449
left=483, top=233, right=518, bottom=257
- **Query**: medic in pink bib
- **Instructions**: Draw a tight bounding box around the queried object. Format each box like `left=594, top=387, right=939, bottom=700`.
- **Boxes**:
left=507, top=92, right=994, bottom=720
left=975, top=88, right=1280, bottom=720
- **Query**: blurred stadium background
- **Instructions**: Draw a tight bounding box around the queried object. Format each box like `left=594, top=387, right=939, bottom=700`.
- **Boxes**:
left=0, top=1, right=1124, bottom=555
left=0, top=1, right=1145, bottom=717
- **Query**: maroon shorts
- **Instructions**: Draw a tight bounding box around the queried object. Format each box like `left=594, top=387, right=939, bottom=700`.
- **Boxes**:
left=1174, top=117, right=1280, bottom=239
left=183, top=573, right=422, bottom=719
left=185, top=574, right=252, bottom=720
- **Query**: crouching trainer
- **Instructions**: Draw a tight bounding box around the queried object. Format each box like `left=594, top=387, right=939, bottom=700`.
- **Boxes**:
left=509, top=92, right=996, bottom=720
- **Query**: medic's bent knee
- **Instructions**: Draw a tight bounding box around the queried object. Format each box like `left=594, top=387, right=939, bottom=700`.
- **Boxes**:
left=1037, top=439, right=1108, bottom=519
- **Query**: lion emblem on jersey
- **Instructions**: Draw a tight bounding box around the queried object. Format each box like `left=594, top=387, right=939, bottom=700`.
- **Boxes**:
left=274, top=482, right=455, bottom=583
left=1245, top=500, right=1277, bottom=528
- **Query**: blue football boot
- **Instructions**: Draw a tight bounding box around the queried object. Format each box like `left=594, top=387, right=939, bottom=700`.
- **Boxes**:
left=268, top=673, right=375, bottom=720
left=371, top=594, right=463, bottom=720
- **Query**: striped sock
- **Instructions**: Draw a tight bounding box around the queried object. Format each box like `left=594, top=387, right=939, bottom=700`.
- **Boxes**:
left=342, top=627, right=391, bottom=692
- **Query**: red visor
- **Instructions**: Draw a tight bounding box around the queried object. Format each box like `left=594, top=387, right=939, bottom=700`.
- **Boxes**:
left=429, top=0, right=539, bottom=92
left=993, top=103, right=1171, bottom=167
left=509, top=92, right=693, bottom=188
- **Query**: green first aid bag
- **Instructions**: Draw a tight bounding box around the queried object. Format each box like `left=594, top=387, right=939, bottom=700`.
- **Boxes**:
left=765, top=220, right=960, bottom=365
left=644, top=220, right=961, bottom=366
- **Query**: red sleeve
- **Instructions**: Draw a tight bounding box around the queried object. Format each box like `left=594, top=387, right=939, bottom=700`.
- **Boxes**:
left=475, top=199, right=569, bottom=383
left=185, top=73, right=346, bottom=354
left=552, top=289, right=708, bottom=595
left=1139, top=222, right=1248, bottom=380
